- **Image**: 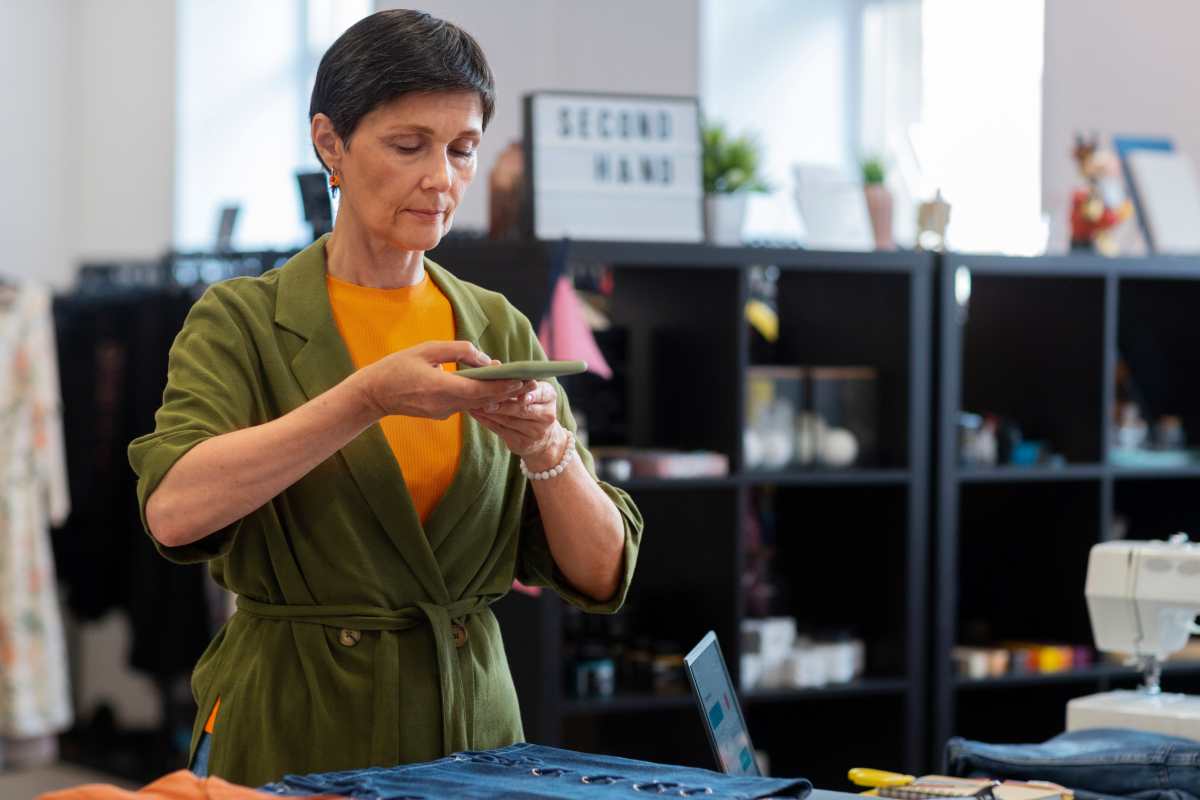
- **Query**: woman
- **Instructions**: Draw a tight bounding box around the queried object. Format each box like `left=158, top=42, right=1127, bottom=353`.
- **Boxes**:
left=128, top=10, right=643, bottom=787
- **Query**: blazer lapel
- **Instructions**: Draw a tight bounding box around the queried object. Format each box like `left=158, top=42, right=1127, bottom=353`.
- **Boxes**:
left=420, top=259, right=502, bottom=557
left=274, top=237, right=449, bottom=603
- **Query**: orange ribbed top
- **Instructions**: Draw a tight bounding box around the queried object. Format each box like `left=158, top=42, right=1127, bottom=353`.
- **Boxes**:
left=326, top=268, right=462, bottom=523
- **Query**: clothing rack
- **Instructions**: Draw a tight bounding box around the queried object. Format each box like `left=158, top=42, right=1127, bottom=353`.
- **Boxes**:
left=75, top=248, right=297, bottom=296
left=54, top=252, right=289, bottom=780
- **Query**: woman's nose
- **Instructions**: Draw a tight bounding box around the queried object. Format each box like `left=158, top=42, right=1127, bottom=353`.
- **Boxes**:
left=421, top=152, right=453, bottom=192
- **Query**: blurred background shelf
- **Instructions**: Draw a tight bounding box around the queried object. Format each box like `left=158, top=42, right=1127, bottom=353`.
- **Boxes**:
left=957, top=464, right=1106, bottom=483
left=935, top=253, right=1200, bottom=762
left=955, top=661, right=1200, bottom=690
left=743, top=677, right=911, bottom=703
left=453, top=240, right=933, bottom=788
left=742, top=469, right=911, bottom=487
left=563, top=692, right=695, bottom=715
left=1110, top=465, right=1200, bottom=480
left=613, top=477, right=742, bottom=491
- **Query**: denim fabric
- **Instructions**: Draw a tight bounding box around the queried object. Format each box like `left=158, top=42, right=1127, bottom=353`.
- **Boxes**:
left=192, top=732, right=212, bottom=778
left=260, top=742, right=812, bottom=799
left=945, top=728, right=1200, bottom=800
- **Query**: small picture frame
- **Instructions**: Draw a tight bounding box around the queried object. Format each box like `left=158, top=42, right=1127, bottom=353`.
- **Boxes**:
left=522, top=91, right=704, bottom=242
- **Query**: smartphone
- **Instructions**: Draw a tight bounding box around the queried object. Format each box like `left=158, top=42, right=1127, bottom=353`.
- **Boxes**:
left=455, top=359, right=587, bottom=381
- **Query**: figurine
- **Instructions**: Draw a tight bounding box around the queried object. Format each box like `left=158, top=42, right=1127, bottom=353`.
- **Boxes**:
left=1069, top=133, right=1133, bottom=256
left=916, top=189, right=951, bottom=252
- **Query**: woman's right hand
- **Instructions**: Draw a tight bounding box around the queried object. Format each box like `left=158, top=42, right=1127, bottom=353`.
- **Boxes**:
left=351, top=341, right=536, bottom=421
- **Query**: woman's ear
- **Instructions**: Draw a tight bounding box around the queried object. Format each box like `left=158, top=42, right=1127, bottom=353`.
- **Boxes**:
left=311, top=113, right=343, bottom=173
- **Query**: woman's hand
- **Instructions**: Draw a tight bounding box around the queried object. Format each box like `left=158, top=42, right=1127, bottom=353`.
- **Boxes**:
left=469, top=380, right=568, bottom=471
left=352, top=341, right=537, bottom=421
left=474, top=380, right=625, bottom=603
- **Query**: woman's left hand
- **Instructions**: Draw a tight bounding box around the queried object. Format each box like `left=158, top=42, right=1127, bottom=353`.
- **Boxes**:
left=469, top=380, right=567, bottom=471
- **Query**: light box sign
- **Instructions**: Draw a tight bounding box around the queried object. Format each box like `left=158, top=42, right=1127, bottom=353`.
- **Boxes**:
left=523, top=92, right=704, bottom=242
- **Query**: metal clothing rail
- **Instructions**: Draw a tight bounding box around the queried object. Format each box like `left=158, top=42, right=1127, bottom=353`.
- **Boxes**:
left=75, top=248, right=299, bottom=295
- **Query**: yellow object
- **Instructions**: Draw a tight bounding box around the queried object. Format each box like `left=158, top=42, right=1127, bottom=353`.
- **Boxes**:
left=1037, top=645, right=1073, bottom=673
left=851, top=773, right=1071, bottom=800
left=849, top=768, right=916, bottom=789
left=745, top=298, right=779, bottom=343
left=327, top=270, right=462, bottom=523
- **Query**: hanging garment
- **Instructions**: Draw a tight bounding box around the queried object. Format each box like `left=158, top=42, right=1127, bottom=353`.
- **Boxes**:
left=538, top=274, right=613, bottom=379
left=51, top=290, right=211, bottom=679
left=0, top=283, right=72, bottom=739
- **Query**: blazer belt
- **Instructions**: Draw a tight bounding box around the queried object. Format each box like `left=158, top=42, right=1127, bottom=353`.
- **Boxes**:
left=236, top=594, right=497, bottom=759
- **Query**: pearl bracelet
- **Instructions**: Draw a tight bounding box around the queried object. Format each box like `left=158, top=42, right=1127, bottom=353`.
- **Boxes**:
left=520, top=431, right=576, bottom=481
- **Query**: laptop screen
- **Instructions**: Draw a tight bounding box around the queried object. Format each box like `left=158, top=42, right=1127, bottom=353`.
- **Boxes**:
left=684, top=631, right=761, bottom=777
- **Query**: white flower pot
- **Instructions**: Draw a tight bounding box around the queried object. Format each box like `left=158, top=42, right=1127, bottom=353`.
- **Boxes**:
left=705, top=193, right=748, bottom=245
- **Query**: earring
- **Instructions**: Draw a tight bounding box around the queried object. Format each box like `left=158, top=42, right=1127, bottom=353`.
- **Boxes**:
left=329, top=172, right=341, bottom=189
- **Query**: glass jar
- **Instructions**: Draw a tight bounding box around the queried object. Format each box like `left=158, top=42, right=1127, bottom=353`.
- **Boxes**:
left=809, top=367, right=878, bottom=468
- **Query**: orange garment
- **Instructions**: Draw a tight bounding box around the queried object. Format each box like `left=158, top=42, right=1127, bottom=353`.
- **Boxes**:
left=204, top=698, right=219, bottom=734
left=325, top=269, right=462, bottom=523
left=35, top=768, right=343, bottom=800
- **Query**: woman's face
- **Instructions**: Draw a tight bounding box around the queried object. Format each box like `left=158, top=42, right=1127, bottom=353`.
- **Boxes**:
left=318, top=90, right=483, bottom=252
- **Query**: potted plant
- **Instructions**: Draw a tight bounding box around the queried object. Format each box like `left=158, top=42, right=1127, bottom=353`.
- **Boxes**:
left=861, top=155, right=895, bottom=250
left=702, top=122, right=769, bottom=245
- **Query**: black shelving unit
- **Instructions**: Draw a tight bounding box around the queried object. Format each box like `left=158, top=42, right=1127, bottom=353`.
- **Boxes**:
left=433, top=239, right=932, bottom=789
left=954, top=660, right=1200, bottom=691
left=934, top=252, right=1200, bottom=764
left=111, top=236, right=1200, bottom=780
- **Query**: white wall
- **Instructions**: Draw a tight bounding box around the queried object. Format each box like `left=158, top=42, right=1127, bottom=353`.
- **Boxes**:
left=0, top=0, right=174, bottom=288
left=379, top=0, right=700, bottom=232
left=72, top=0, right=175, bottom=263
left=0, top=1, right=72, bottom=286
left=1043, top=0, right=1200, bottom=252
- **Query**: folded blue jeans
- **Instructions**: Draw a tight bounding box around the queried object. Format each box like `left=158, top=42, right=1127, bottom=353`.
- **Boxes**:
left=192, top=732, right=212, bottom=778
left=259, top=742, right=812, bottom=799
left=945, top=728, right=1200, bottom=800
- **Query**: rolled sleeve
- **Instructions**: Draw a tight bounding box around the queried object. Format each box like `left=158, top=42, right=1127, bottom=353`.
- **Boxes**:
left=517, top=476, right=642, bottom=614
left=128, top=285, right=257, bottom=564
left=513, top=315, right=643, bottom=613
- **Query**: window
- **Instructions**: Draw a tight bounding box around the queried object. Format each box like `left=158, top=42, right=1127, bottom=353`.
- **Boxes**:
left=174, top=0, right=368, bottom=251
left=918, top=0, right=1045, bottom=254
left=701, top=0, right=1046, bottom=253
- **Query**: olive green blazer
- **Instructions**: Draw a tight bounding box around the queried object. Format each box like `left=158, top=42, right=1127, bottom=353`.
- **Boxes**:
left=128, top=236, right=643, bottom=787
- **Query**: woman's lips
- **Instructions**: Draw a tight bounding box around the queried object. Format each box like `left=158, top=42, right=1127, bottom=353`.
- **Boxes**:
left=405, top=209, right=444, bottom=222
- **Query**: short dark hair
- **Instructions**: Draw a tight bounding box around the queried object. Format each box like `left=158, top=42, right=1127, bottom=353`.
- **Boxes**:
left=309, top=9, right=495, bottom=171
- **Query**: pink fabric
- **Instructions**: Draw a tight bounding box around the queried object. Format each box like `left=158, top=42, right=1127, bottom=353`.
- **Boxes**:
left=510, top=579, right=543, bottom=597
left=537, top=277, right=612, bottom=379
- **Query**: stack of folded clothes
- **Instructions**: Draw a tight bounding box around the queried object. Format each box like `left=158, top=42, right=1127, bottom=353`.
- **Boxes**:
left=946, top=728, right=1200, bottom=800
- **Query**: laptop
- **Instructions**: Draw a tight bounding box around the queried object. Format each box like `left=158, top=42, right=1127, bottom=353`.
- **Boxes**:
left=685, top=630, right=761, bottom=777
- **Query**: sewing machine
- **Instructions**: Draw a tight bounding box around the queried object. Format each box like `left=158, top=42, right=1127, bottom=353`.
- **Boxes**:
left=1067, top=534, right=1200, bottom=738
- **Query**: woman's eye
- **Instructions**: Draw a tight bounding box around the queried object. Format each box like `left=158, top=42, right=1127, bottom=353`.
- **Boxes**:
left=393, top=144, right=420, bottom=154
left=451, top=149, right=476, bottom=159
